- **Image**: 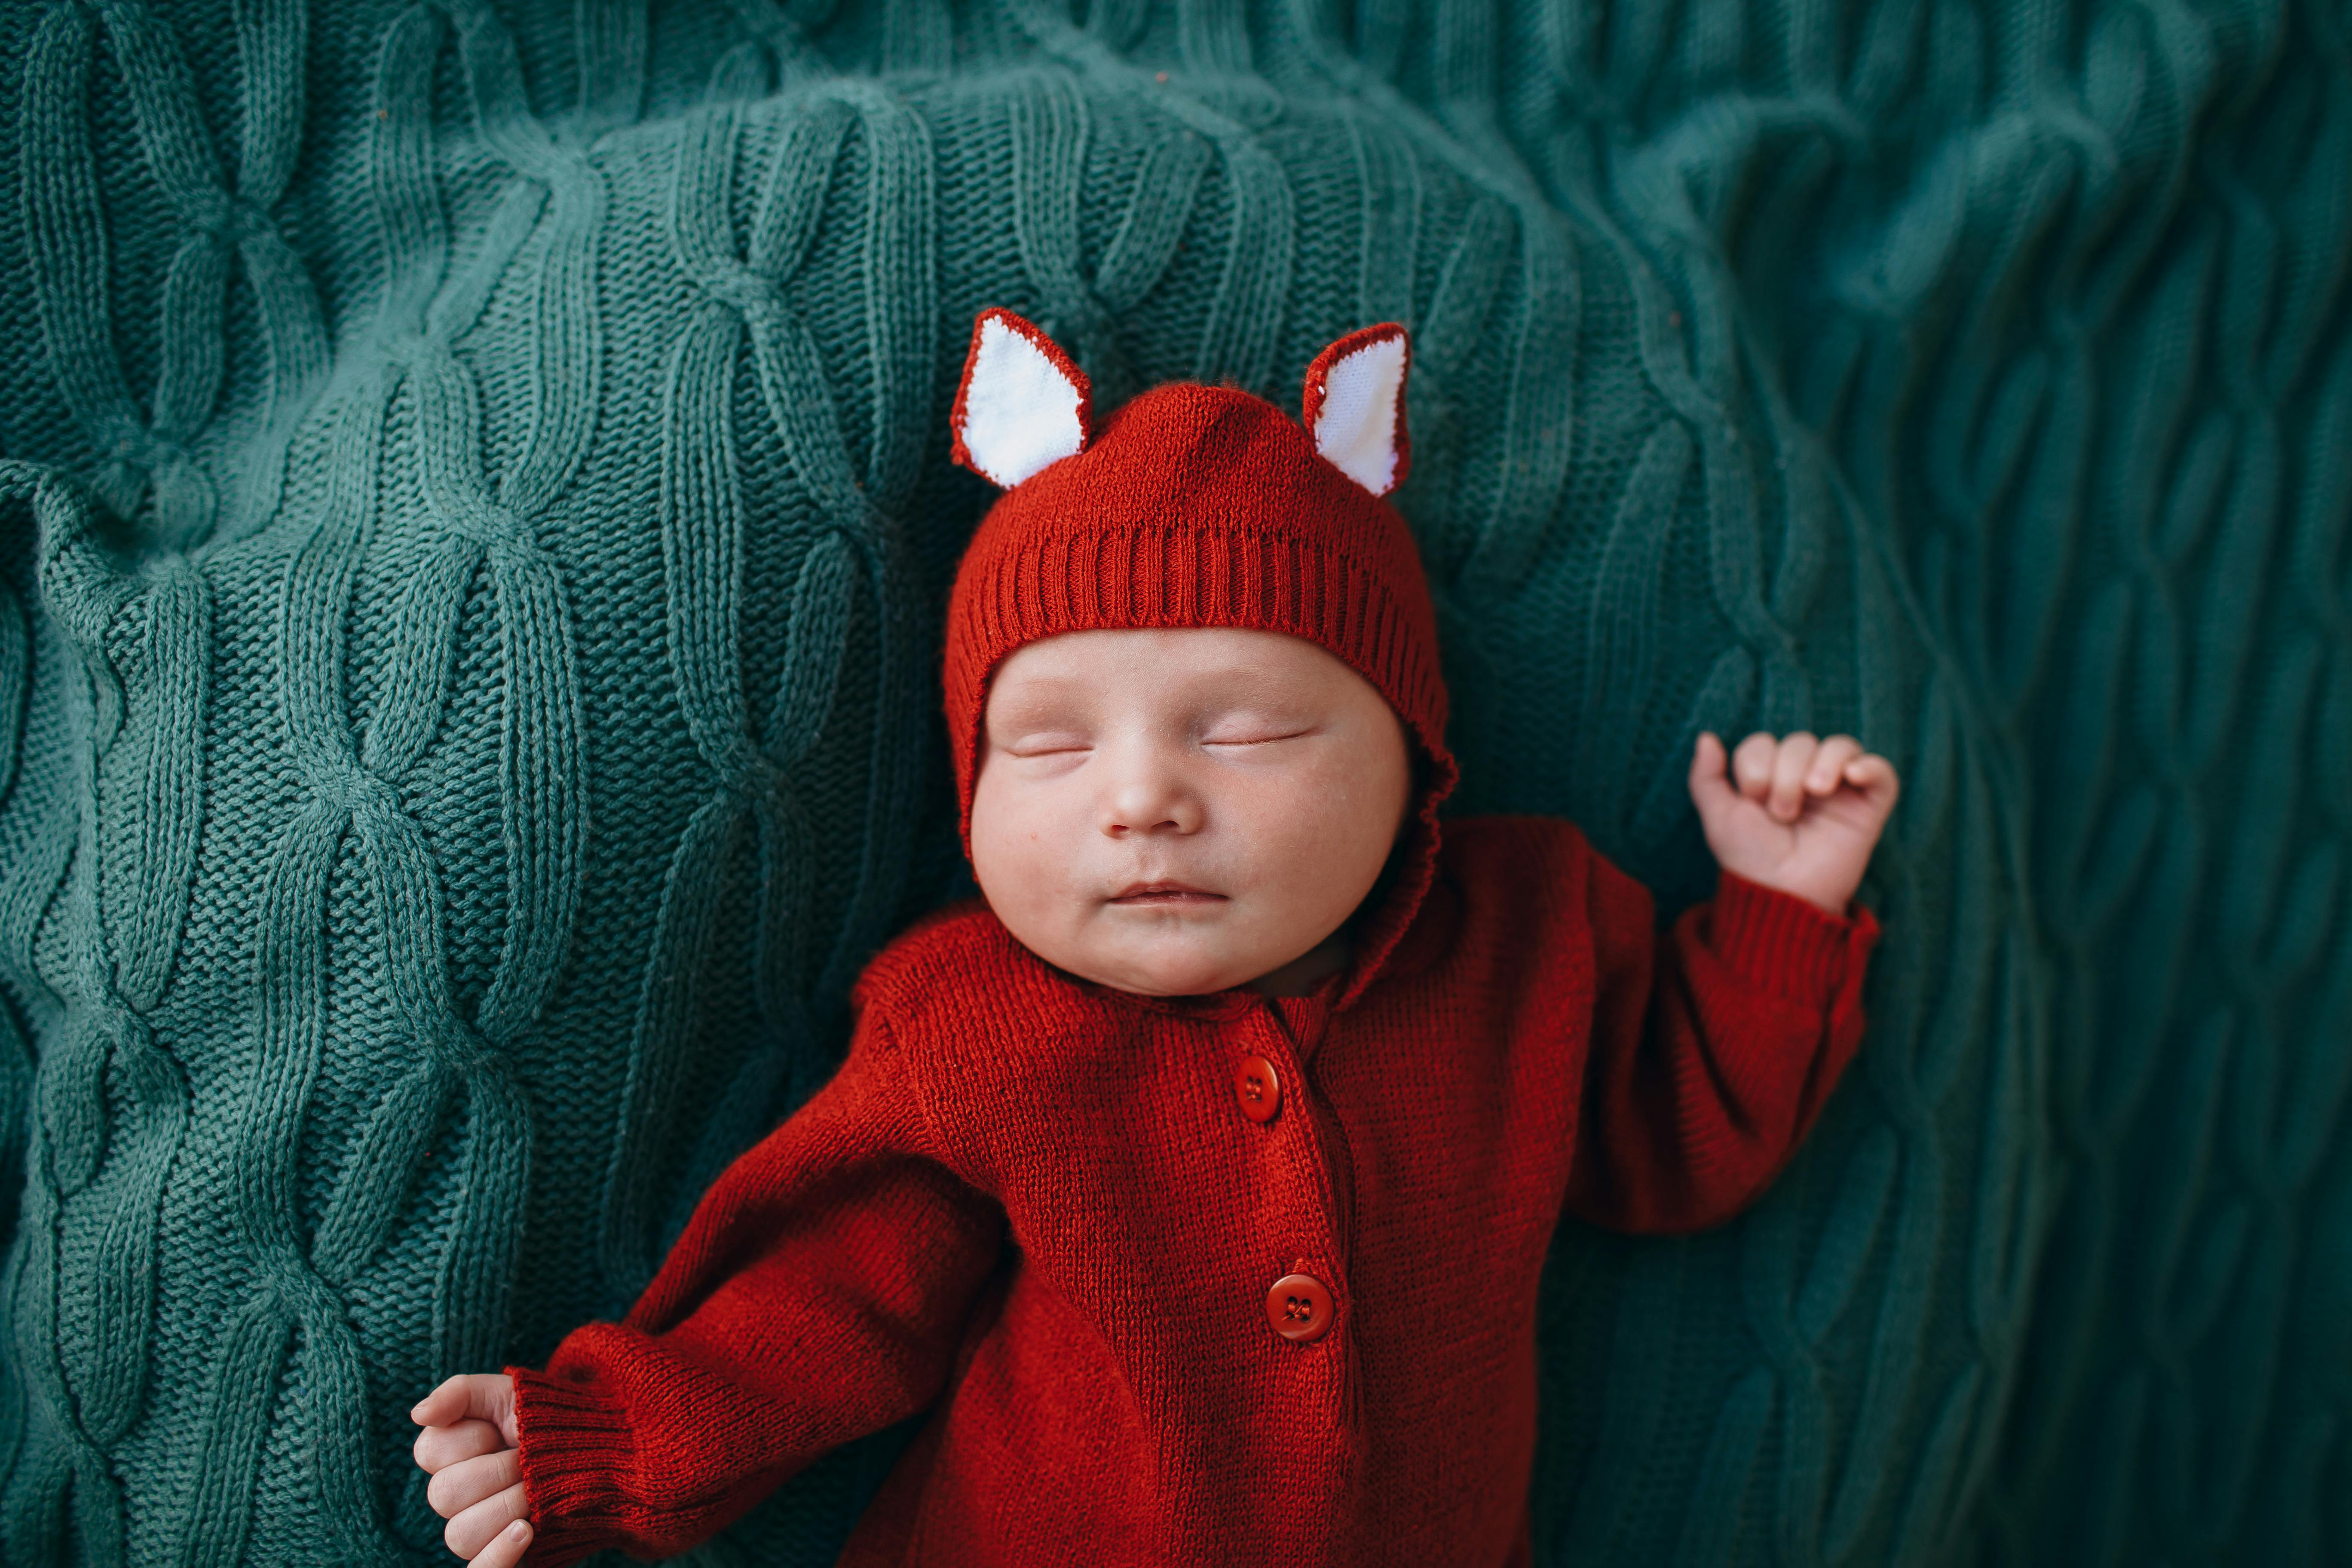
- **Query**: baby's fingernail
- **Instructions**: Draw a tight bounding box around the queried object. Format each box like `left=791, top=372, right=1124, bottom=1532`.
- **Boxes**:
left=509, top=1521, right=531, bottom=1541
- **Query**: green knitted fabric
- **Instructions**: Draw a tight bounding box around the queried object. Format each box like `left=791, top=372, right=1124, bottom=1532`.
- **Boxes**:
left=0, top=0, right=2345, bottom=1564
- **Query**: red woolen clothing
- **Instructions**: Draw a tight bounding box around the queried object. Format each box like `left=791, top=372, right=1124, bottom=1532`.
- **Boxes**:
left=509, top=814, right=1877, bottom=1567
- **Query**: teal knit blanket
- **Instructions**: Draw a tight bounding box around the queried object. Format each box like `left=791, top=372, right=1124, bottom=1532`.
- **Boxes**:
left=0, top=0, right=2345, bottom=1563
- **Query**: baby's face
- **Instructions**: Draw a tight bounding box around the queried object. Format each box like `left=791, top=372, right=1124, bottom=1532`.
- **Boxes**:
left=970, top=628, right=1413, bottom=997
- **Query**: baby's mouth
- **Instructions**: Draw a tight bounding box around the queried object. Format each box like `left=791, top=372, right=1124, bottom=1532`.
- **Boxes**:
left=1108, top=881, right=1227, bottom=906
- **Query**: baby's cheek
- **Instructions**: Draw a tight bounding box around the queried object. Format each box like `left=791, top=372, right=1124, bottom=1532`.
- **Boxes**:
left=1240, top=791, right=1370, bottom=920
left=972, top=798, right=1098, bottom=957
left=968, top=817, right=1042, bottom=924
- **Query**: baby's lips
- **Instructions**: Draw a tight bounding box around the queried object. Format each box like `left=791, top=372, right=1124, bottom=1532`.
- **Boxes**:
left=1107, top=882, right=1228, bottom=903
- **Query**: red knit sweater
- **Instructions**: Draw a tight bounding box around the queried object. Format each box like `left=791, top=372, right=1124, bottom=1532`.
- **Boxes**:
left=509, top=817, right=1877, bottom=1567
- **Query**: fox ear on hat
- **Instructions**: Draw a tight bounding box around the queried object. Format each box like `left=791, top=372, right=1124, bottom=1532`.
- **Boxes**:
left=951, top=308, right=1093, bottom=488
left=1303, top=323, right=1411, bottom=497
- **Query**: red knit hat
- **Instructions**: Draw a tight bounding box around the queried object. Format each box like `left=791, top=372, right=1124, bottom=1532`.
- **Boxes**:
left=943, top=310, right=1459, bottom=986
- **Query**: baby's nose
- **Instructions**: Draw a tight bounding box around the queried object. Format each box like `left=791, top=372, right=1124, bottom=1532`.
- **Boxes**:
left=1103, top=775, right=1202, bottom=835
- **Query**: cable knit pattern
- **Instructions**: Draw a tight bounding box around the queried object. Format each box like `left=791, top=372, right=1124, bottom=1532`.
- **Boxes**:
left=0, top=0, right=2343, bottom=1565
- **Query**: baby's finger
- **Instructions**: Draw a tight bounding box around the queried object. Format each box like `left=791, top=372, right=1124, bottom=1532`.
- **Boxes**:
left=1843, top=753, right=1902, bottom=813
left=409, top=1375, right=471, bottom=1427
left=444, top=1480, right=530, bottom=1560
left=1687, top=734, right=1742, bottom=835
left=413, top=1418, right=505, bottom=1475
left=1806, top=735, right=1863, bottom=794
left=411, top=1374, right=519, bottom=1446
left=427, top=1448, right=522, bottom=1522
left=470, top=1519, right=534, bottom=1568
left=1730, top=732, right=1779, bottom=803
left=1768, top=733, right=1819, bottom=822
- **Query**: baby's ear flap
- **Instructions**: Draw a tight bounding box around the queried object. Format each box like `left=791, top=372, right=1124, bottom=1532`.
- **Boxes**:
left=951, top=309, right=1093, bottom=488
left=1303, top=324, right=1411, bottom=497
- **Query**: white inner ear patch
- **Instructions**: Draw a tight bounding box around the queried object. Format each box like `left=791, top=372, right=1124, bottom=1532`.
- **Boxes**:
left=1312, top=334, right=1407, bottom=496
left=960, top=316, right=1087, bottom=487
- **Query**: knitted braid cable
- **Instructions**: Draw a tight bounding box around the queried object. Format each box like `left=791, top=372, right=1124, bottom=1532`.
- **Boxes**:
left=597, top=85, right=934, bottom=1304
left=4, top=21, right=323, bottom=1536
left=995, top=0, right=1298, bottom=388
left=1469, top=0, right=2348, bottom=1561
left=16, top=1, right=327, bottom=548
left=0, top=502, right=28, bottom=1269
left=0, top=459, right=199, bottom=1563
left=129, top=2, right=593, bottom=1558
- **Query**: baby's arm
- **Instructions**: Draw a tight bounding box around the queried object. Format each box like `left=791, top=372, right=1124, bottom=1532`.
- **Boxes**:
left=1560, top=732, right=1897, bottom=1232
left=412, top=1007, right=1002, bottom=1567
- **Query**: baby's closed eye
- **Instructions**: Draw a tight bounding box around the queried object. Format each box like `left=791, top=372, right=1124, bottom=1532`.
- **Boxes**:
left=1001, top=732, right=1093, bottom=758
left=1199, top=715, right=1322, bottom=747
left=1202, top=730, right=1311, bottom=747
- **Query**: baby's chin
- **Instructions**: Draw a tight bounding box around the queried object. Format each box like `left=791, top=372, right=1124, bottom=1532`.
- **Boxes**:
left=1034, top=926, right=1284, bottom=998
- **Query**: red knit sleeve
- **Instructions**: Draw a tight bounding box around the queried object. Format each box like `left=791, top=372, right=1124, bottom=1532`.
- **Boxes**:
left=1561, top=858, right=1880, bottom=1234
left=505, top=1007, right=1003, bottom=1566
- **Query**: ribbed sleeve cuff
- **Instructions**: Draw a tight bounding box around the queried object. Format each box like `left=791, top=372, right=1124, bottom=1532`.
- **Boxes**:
left=509, top=1366, right=635, bottom=1567
left=1707, top=872, right=1879, bottom=1003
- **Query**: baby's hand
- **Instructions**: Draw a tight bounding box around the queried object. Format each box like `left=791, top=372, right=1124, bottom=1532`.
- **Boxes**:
left=1688, top=732, right=1899, bottom=916
left=412, top=1374, right=534, bottom=1565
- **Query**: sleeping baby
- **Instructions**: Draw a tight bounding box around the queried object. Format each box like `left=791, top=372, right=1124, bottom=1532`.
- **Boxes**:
left=410, top=310, right=1899, bottom=1567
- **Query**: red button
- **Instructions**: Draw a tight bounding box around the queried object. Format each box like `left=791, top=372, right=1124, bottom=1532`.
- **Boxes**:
left=1234, top=1055, right=1282, bottom=1123
left=1266, top=1273, right=1334, bottom=1344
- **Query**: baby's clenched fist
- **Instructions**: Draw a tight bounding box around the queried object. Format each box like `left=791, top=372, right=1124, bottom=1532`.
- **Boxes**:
left=412, top=1374, right=533, bottom=1565
left=1688, top=731, right=1899, bottom=915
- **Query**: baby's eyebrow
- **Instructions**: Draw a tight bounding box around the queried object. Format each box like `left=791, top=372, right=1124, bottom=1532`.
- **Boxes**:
left=1155, top=662, right=1323, bottom=698
left=983, top=698, right=1093, bottom=737
left=987, top=663, right=1328, bottom=721
left=984, top=672, right=1092, bottom=705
